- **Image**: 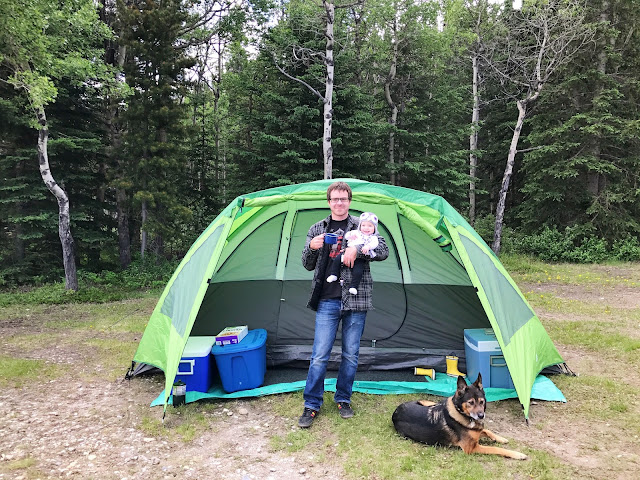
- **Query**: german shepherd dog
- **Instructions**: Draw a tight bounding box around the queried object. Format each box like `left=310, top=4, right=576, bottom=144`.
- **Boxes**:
left=392, top=373, right=527, bottom=460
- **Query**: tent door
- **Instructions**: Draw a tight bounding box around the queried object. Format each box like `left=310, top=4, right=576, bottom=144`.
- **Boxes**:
left=275, top=207, right=407, bottom=346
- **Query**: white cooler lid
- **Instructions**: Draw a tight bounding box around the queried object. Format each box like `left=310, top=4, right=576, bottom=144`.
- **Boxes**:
left=182, top=336, right=216, bottom=357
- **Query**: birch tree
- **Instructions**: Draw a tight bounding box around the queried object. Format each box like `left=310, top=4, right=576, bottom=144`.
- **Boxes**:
left=0, top=0, right=111, bottom=290
left=465, top=0, right=493, bottom=226
left=370, top=0, right=441, bottom=186
left=483, top=0, right=594, bottom=254
left=272, top=0, right=363, bottom=180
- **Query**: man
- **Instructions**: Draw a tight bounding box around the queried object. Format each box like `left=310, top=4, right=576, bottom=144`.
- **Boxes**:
left=298, top=181, right=389, bottom=428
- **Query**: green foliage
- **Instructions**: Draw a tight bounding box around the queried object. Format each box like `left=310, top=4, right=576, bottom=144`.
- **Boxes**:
left=510, top=226, right=640, bottom=263
left=471, top=214, right=517, bottom=253
left=0, top=255, right=175, bottom=305
left=117, top=0, right=198, bottom=252
left=80, top=255, right=176, bottom=290
left=612, top=237, right=640, bottom=261
left=3, top=0, right=640, bottom=279
left=518, top=0, right=640, bottom=238
left=473, top=215, right=640, bottom=263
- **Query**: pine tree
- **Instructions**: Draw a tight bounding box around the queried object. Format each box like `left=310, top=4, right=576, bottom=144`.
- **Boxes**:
left=118, top=0, right=197, bottom=258
left=519, top=0, right=640, bottom=239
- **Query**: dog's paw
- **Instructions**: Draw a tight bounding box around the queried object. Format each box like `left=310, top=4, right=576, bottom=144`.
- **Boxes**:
left=505, top=450, right=529, bottom=460
left=494, top=434, right=509, bottom=444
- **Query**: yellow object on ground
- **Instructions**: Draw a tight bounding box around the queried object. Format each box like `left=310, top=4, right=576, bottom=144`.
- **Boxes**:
left=446, top=355, right=466, bottom=377
left=414, top=367, right=436, bottom=380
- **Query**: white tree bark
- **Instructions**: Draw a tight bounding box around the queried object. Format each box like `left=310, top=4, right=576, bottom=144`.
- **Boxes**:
left=273, top=0, right=362, bottom=180
left=469, top=53, right=480, bottom=225
left=493, top=100, right=526, bottom=255
left=384, top=19, right=399, bottom=186
left=485, top=0, right=593, bottom=255
left=36, top=107, right=78, bottom=291
left=323, top=0, right=335, bottom=180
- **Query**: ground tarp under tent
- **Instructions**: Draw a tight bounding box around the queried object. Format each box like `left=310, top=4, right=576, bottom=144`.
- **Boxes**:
left=131, top=178, right=564, bottom=418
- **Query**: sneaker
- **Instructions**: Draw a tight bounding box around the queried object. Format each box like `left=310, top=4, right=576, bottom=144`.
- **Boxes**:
left=298, top=407, right=318, bottom=428
left=337, top=402, right=354, bottom=419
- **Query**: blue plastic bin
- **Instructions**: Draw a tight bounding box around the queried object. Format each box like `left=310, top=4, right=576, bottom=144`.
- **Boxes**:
left=211, top=328, right=267, bottom=393
left=464, top=328, right=515, bottom=389
left=176, top=336, right=216, bottom=392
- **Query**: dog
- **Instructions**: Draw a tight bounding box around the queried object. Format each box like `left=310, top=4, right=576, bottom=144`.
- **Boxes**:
left=392, top=373, right=527, bottom=460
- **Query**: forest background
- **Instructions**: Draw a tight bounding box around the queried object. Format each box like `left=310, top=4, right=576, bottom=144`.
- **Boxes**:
left=1, top=0, right=639, bottom=291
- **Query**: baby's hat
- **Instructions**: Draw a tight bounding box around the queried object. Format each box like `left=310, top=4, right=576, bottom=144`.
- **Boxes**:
left=358, top=212, right=378, bottom=234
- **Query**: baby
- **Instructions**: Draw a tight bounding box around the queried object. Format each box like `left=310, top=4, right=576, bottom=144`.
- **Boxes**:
left=327, top=212, right=379, bottom=295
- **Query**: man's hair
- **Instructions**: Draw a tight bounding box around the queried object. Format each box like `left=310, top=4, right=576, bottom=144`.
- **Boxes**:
left=327, top=181, right=352, bottom=201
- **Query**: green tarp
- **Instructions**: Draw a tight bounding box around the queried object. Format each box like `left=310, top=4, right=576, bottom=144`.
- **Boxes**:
left=151, top=374, right=566, bottom=407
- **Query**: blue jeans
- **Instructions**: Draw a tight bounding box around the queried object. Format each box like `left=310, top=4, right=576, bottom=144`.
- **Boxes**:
left=303, top=299, right=367, bottom=411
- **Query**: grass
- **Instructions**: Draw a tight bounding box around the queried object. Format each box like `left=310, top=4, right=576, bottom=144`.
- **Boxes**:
left=545, top=320, right=640, bottom=356
left=0, top=355, right=66, bottom=386
left=5, top=457, right=37, bottom=470
left=0, top=282, right=163, bottom=307
left=1, top=261, right=640, bottom=479
left=266, top=392, right=577, bottom=479
left=502, top=254, right=640, bottom=286
left=0, top=295, right=156, bottom=383
left=139, top=402, right=223, bottom=443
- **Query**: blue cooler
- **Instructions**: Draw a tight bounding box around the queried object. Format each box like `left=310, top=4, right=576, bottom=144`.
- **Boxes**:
left=211, top=328, right=267, bottom=393
left=176, top=336, right=216, bottom=392
left=464, top=328, right=515, bottom=389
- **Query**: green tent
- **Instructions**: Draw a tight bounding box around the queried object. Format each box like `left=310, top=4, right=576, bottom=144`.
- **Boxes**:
left=132, top=178, right=563, bottom=418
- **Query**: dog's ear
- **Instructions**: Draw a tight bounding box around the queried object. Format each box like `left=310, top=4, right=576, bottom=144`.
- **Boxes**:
left=473, top=372, right=483, bottom=390
left=456, top=375, right=467, bottom=392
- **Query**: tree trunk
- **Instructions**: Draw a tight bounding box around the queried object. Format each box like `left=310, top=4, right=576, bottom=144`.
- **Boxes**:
left=469, top=53, right=480, bottom=225
left=141, top=199, right=148, bottom=259
left=14, top=218, right=25, bottom=263
left=36, top=107, right=78, bottom=290
left=351, top=5, right=364, bottom=87
left=493, top=100, right=526, bottom=255
left=214, top=36, right=223, bottom=187
left=116, top=187, right=131, bottom=268
left=107, top=43, right=132, bottom=269
left=323, top=0, right=335, bottom=180
left=587, top=0, right=611, bottom=196
left=13, top=161, right=25, bottom=262
left=385, top=27, right=399, bottom=186
left=153, top=233, right=164, bottom=260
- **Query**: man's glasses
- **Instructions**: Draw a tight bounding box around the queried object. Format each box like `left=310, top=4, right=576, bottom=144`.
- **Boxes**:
left=329, top=198, right=350, bottom=203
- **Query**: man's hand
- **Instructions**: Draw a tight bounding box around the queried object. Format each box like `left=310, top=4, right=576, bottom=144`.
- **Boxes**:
left=342, top=246, right=357, bottom=267
left=309, top=234, right=325, bottom=250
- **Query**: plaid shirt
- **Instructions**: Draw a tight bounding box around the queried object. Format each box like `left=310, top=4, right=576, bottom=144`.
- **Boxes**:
left=302, top=214, right=389, bottom=311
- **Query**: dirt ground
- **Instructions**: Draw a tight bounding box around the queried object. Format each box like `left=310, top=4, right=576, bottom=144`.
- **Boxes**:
left=1, top=274, right=639, bottom=480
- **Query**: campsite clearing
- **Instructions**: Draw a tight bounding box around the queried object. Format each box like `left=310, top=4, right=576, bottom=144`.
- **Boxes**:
left=1, top=262, right=639, bottom=480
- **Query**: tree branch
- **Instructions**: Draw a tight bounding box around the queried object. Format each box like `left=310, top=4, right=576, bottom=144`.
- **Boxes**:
left=516, top=146, right=545, bottom=154
left=334, top=0, right=364, bottom=10
left=272, top=54, right=326, bottom=102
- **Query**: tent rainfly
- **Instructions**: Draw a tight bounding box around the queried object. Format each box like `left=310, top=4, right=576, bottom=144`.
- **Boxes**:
left=131, top=178, right=563, bottom=418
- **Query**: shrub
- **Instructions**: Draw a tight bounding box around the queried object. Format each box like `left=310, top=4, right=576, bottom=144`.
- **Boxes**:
left=512, top=227, right=574, bottom=261
left=0, top=254, right=177, bottom=306
left=566, top=236, right=609, bottom=263
left=512, top=226, right=639, bottom=263
left=470, top=214, right=518, bottom=253
left=612, top=237, right=640, bottom=261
